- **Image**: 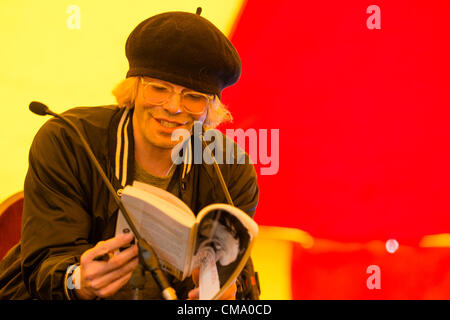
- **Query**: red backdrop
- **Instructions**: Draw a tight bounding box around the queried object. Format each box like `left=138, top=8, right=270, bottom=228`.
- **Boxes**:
left=221, top=0, right=450, bottom=244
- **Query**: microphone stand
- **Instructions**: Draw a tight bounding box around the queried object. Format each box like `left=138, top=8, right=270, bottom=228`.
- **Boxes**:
left=129, top=264, right=145, bottom=300
left=29, top=101, right=177, bottom=300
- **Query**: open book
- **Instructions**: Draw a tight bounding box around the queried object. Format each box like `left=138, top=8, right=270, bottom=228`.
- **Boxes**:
left=115, top=181, right=259, bottom=300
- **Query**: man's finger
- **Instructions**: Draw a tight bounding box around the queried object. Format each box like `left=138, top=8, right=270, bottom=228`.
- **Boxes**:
left=188, top=287, right=199, bottom=300
left=95, top=270, right=135, bottom=298
left=191, top=267, right=200, bottom=286
left=88, top=257, right=139, bottom=292
left=83, top=234, right=134, bottom=262
left=100, top=244, right=138, bottom=274
left=221, top=283, right=237, bottom=300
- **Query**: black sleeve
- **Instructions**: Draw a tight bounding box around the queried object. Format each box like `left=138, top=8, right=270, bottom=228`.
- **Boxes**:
left=21, top=119, right=94, bottom=299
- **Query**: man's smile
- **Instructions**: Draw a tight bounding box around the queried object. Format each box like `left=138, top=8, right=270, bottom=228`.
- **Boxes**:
left=149, top=113, right=191, bottom=134
left=153, top=116, right=187, bottom=128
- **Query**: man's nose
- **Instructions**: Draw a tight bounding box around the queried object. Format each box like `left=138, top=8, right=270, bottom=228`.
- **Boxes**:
left=163, top=92, right=183, bottom=114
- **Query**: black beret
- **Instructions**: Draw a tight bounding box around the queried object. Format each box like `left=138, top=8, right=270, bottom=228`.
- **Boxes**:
left=125, top=11, right=241, bottom=97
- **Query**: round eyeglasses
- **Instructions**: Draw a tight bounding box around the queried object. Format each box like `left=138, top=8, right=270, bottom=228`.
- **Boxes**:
left=141, top=78, right=211, bottom=115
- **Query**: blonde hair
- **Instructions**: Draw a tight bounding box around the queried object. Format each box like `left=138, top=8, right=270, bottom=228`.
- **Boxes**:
left=112, top=77, right=233, bottom=128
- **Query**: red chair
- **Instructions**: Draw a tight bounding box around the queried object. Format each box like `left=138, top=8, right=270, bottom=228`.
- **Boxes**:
left=0, top=191, right=23, bottom=261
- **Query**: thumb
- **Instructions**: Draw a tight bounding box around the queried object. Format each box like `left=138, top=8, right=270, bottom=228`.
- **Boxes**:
left=191, top=267, right=200, bottom=287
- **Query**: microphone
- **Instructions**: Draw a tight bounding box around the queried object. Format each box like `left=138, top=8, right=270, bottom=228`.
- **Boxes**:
left=195, top=122, right=234, bottom=206
left=29, top=101, right=177, bottom=300
left=29, top=101, right=50, bottom=116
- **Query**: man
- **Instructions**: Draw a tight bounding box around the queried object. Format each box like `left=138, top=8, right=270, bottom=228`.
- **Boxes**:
left=0, top=10, right=259, bottom=300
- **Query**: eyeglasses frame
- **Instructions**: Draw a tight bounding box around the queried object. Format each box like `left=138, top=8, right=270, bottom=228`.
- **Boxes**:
left=140, top=78, right=212, bottom=115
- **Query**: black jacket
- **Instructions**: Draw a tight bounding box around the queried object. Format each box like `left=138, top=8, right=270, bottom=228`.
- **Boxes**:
left=0, top=105, right=259, bottom=299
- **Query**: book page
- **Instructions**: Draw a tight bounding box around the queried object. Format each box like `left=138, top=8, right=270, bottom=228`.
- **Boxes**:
left=132, top=181, right=194, bottom=216
left=115, top=185, right=196, bottom=279
left=192, top=204, right=258, bottom=300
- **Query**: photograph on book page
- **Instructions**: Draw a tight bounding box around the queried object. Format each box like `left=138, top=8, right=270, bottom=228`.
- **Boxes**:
left=192, top=208, right=253, bottom=299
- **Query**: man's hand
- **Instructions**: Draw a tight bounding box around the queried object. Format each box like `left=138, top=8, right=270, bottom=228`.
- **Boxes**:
left=75, top=233, right=139, bottom=299
left=187, top=267, right=237, bottom=300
